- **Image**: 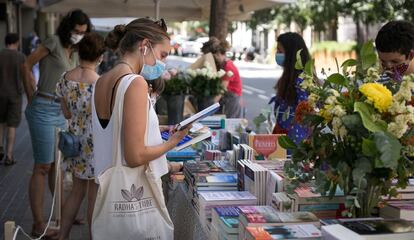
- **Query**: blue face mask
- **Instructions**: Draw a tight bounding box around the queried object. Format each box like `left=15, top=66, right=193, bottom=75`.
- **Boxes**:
left=140, top=45, right=166, bottom=81
left=275, top=53, right=285, bottom=67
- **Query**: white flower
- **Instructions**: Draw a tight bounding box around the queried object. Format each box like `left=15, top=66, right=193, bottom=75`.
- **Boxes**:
left=186, top=69, right=196, bottom=78
left=332, top=105, right=346, bottom=117
left=365, top=67, right=380, bottom=82
left=217, top=69, right=226, bottom=78
left=308, top=93, right=319, bottom=107
left=201, top=68, right=208, bottom=77
left=339, top=126, right=348, bottom=139
left=325, top=96, right=338, bottom=105
left=227, top=71, right=234, bottom=77
left=328, top=89, right=340, bottom=97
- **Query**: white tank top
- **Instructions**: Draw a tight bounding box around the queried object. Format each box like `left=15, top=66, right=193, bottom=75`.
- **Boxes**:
left=92, top=74, right=169, bottom=183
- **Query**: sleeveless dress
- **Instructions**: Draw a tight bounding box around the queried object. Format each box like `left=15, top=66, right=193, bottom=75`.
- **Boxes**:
left=92, top=74, right=169, bottom=183
left=56, top=76, right=95, bottom=179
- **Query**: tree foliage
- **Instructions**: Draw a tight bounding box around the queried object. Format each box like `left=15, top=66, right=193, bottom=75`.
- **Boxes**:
left=248, top=0, right=414, bottom=39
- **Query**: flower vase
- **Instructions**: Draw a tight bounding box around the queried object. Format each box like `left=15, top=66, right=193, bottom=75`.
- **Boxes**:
left=166, top=94, right=185, bottom=125
left=353, top=181, right=383, bottom=218
left=197, top=96, right=216, bottom=111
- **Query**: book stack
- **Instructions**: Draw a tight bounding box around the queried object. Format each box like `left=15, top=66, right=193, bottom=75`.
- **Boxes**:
left=200, top=140, right=218, bottom=151
left=198, top=191, right=257, bottom=228
left=321, top=219, right=414, bottom=240
left=380, top=201, right=414, bottom=221
left=211, top=206, right=244, bottom=240
left=183, top=160, right=238, bottom=202
left=266, top=171, right=285, bottom=203
left=166, top=147, right=198, bottom=162
left=199, top=115, right=225, bottom=129
left=232, top=144, right=254, bottom=162
left=244, top=162, right=268, bottom=205
left=245, top=225, right=322, bottom=240
left=238, top=206, right=320, bottom=240
left=272, top=192, right=294, bottom=212
left=287, top=186, right=346, bottom=218
left=204, top=149, right=222, bottom=160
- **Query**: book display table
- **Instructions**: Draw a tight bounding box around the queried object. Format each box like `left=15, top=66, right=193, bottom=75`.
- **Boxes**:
left=166, top=181, right=208, bottom=240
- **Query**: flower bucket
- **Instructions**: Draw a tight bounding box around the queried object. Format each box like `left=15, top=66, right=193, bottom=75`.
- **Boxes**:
left=197, top=96, right=216, bottom=111
left=167, top=94, right=185, bottom=125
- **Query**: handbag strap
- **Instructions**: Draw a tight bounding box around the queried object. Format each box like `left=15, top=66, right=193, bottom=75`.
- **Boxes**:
left=111, top=74, right=138, bottom=167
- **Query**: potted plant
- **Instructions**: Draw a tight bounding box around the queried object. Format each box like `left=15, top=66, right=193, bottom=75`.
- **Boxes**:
left=186, top=63, right=228, bottom=111
left=279, top=41, right=414, bottom=217
left=162, top=69, right=188, bottom=125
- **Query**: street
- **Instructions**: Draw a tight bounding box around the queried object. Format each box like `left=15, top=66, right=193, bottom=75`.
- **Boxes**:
left=166, top=56, right=282, bottom=122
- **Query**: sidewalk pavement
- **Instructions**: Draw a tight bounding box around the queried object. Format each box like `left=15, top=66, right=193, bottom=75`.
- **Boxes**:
left=0, top=107, right=88, bottom=240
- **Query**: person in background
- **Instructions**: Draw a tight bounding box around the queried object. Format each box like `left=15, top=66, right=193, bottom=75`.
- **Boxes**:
left=201, top=37, right=242, bottom=118
left=0, top=33, right=25, bottom=165
left=21, top=9, right=91, bottom=238
left=375, top=20, right=414, bottom=82
left=269, top=32, right=310, bottom=144
left=56, top=32, right=105, bottom=240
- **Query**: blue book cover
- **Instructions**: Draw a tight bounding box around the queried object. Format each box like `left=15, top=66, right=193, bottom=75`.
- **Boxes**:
left=166, top=147, right=198, bottom=158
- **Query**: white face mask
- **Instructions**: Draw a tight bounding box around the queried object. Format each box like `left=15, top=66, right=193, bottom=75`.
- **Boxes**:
left=70, top=33, right=84, bottom=45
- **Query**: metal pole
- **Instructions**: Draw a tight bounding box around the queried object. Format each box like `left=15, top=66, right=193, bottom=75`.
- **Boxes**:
left=154, top=0, right=160, bottom=19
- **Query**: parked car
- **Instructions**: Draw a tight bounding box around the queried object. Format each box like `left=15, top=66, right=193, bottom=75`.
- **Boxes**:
left=181, top=37, right=209, bottom=57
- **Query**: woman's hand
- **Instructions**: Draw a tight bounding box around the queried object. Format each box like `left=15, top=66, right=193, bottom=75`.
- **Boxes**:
left=159, top=125, right=173, bottom=132
left=168, top=124, right=191, bottom=145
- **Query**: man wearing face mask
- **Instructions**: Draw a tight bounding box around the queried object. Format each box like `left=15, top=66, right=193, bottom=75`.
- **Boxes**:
left=375, top=20, right=414, bottom=83
left=21, top=9, right=92, bottom=238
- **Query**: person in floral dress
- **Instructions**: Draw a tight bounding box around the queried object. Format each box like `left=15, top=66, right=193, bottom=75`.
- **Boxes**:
left=56, top=32, right=105, bottom=240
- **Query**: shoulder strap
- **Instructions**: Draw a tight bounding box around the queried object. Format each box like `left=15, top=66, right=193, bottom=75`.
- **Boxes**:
left=111, top=74, right=139, bottom=167
left=110, top=73, right=131, bottom=115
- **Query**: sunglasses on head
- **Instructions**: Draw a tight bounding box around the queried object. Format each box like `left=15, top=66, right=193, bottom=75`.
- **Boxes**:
left=155, top=18, right=167, bottom=32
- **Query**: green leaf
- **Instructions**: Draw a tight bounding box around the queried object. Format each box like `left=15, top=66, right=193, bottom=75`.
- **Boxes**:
left=354, top=102, right=387, bottom=132
left=360, top=41, right=377, bottom=70
left=362, top=138, right=377, bottom=157
left=341, top=59, right=357, bottom=68
left=295, top=49, right=303, bottom=70
left=327, top=73, right=347, bottom=86
left=304, top=59, right=314, bottom=76
left=278, top=135, right=297, bottom=149
left=341, top=114, right=362, bottom=131
left=373, top=132, right=402, bottom=169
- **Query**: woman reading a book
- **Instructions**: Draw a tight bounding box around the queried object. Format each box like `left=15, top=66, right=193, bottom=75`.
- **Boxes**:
left=269, top=32, right=311, bottom=144
left=92, top=18, right=190, bottom=237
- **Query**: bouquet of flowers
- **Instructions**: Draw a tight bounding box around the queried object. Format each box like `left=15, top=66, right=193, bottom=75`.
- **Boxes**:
left=279, top=41, right=414, bottom=217
left=186, top=62, right=233, bottom=97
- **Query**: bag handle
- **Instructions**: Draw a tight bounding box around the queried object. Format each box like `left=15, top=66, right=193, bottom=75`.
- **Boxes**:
left=110, top=74, right=152, bottom=168
left=111, top=74, right=137, bottom=167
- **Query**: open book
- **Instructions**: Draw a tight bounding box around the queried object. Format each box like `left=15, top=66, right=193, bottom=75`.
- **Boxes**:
left=162, top=126, right=211, bottom=151
left=175, top=102, right=220, bottom=131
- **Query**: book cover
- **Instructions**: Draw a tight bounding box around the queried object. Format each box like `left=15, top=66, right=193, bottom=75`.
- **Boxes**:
left=195, top=173, right=238, bottom=186
left=342, top=219, right=414, bottom=235
left=248, top=134, right=287, bottom=160
left=246, top=224, right=322, bottom=240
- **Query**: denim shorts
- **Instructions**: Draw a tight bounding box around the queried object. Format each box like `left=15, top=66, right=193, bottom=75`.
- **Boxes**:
left=25, top=96, right=66, bottom=164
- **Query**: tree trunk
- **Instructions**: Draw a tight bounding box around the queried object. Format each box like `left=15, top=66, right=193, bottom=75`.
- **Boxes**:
left=209, top=0, right=228, bottom=41
left=355, top=16, right=363, bottom=46
left=329, top=18, right=338, bottom=41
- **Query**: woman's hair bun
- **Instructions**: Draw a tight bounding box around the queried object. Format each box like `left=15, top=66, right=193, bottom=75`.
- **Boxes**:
left=105, top=24, right=126, bottom=50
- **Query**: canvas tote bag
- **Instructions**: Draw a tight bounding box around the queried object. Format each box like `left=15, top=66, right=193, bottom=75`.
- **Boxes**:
left=92, top=75, right=174, bottom=240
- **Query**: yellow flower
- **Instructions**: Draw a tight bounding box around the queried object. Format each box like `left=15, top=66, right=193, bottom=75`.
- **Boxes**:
left=359, top=83, right=392, bottom=112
